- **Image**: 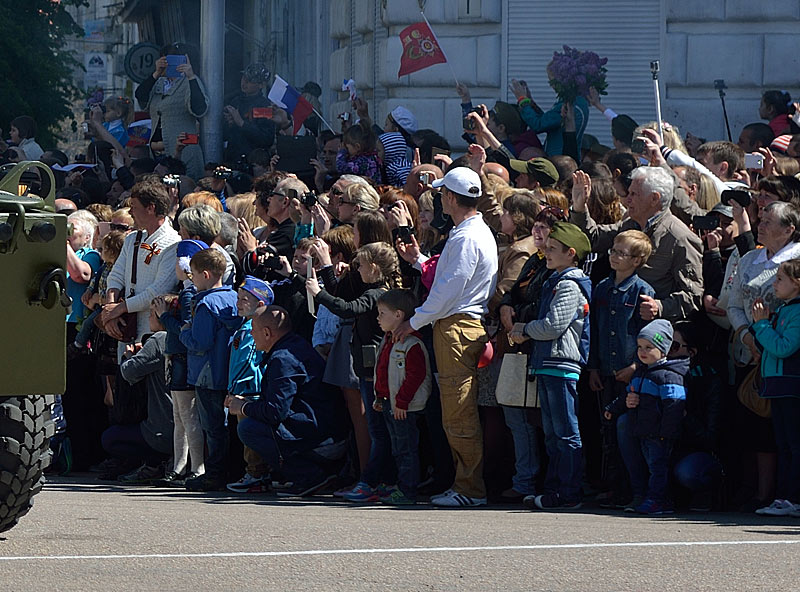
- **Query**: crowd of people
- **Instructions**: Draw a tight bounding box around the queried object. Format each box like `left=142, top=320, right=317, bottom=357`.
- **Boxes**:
left=5, top=47, right=800, bottom=516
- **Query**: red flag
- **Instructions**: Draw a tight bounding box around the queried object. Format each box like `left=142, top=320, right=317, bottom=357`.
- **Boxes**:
left=292, top=95, right=314, bottom=134
left=397, top=22, right=447, bottom=78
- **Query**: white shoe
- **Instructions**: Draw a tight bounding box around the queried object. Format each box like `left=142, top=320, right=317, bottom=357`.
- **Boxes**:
left=430, top=489, right=487, bottom=508
left=755, top=499, right=796, bottom=516
left=227, top=472, right=267, bottom=493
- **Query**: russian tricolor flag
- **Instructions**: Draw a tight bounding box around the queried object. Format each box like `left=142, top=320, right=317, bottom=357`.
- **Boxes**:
left=268, top=75, right=314, bottom=135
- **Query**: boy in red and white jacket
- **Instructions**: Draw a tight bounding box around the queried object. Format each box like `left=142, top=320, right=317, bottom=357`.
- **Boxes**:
left=373, top=289, right=432, bottom=505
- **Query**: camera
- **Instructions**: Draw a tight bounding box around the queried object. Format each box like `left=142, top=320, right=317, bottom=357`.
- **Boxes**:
left=255, top=243, right=282, bottom=270
left=397, top=225, right=415, bottom=245
left=338, top=112, right=350, bottom=122
left=213, top=166, right=233, bottom=180
left=287, top=188, right=317, bottom=209
left=692, top=214, right=720, bottom=231
left=650, top=60, right=660, bottom=74
left=162, top=174, right=180, bottom=188
left=463, top=107, right=483, bottom=131
left=714, top=79, right=727, bottom=91
left=631, top=138, right=646, bottom=154
left=721, top=189, right=751, bottom=207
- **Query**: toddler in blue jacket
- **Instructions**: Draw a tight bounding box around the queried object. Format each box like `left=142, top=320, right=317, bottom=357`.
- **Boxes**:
left=605, top=319, right=689, bottom=515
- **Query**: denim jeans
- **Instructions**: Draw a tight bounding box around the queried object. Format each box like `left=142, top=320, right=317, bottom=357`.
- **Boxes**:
left=194, top=387, right=228, bottom=479
left=501, top=405, right=539, bottom=495
left=537, top=375, right=582, bottom=503
left=383, top=406, right=421, bottom=498
left=617, top=413, right=674, bottom=501
left=673, top=451, right=723, bottom=492
left=771, top=396, right=800, bottom=503
left=359, top=378, right=396, bottom=486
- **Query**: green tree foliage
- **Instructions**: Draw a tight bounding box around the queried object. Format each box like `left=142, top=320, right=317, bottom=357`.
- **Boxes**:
left=0, top=0, right=86, bottom=148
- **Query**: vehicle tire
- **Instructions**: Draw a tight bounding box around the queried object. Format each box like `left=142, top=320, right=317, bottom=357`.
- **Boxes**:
left=0, top=396, right=55, bottom=533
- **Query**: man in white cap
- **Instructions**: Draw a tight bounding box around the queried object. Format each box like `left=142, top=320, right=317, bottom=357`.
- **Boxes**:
left=394, top=166, right=498, bottom=507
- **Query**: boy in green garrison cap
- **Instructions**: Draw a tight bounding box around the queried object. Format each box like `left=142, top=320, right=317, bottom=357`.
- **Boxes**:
left=510, top=221, right=593, bottom=511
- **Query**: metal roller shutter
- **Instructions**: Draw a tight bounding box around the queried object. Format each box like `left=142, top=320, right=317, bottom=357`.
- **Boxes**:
left=504, top=0, right=663, bottom=146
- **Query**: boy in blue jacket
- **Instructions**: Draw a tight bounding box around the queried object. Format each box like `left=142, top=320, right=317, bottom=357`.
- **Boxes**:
left=510, top=222, right=592, bottom=511
left=226, top=276, right=275, bottom=494
left=588, top=230, right=655, bottom=506
left=605, top=319, right=689, bottom=515
left=180, top=248, right=240, bottom=491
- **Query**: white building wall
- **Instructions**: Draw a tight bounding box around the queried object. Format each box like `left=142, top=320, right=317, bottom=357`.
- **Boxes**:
left=319, top=0, right=798, bottom=151
left=663, top=0, right=800, bottom=143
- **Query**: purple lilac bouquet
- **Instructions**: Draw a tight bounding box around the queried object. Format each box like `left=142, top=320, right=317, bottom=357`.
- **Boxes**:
left=547, top=46, right=608, bottom=103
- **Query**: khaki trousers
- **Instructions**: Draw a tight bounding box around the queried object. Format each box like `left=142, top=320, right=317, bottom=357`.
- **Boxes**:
left=432, top=314, right=487, bottom=499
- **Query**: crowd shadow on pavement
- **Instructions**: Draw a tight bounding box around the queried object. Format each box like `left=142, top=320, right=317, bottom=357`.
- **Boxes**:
left=42, top=475, right=800, bottom=531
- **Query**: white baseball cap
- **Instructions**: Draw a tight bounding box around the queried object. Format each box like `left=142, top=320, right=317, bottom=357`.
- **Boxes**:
left=432, top=167, right=482, bottom=198
left=390, top=106, right=418, bottom=134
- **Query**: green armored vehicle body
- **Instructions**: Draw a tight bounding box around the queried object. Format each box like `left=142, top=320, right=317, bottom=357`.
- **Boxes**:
left=0, top=161, right=71, bottom=532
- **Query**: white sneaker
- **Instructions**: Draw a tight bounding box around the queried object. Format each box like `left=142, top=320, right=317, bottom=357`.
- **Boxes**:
left=430, top=489, right=487, bottom=508
left=755, top=499, right=796, bottom=516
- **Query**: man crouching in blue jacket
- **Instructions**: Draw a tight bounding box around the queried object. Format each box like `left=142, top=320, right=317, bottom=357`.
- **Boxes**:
left=226, top=306, right=348, bottom=497
left=605, top=319, right=689, bottom=515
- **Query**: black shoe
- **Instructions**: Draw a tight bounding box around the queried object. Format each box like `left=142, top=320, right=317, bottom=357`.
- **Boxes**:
left=119, top=463, right=163, bottom=485
left=97, top=458, right=140, bottom=481
left=154, top=471, right=188, bottom=488
left=185, top=474, right=226, bottom=492
left=276, top=475, right=336, bottom=498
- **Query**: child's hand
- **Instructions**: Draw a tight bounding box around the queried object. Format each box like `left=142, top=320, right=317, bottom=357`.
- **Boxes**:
left=603, top=410, right=613, bottom=421
left=625, top=392, right=640, bottom=409
left=751, top=298, right=770, bottom=322
left=393, top=408, right=407, bottom=421
left=81, top=288, right=94, bottom=308
left=152, top=296, right=168, bottom=317
left=589, top=369, right=604, bottom=392
left=372, top=398, right=383, bottom=412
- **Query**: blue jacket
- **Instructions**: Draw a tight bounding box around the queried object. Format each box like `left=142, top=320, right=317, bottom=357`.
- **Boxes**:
left=245, top=332, right=346, bottom=449
left=179, top=286, right=239, bottom=390
left=525, top=267, right=592, bottom=377
left=228, top=318, right=264, bottom=396
left=751, top=297, right=800, bottom=399
left=518, top=96, right=589, bottom=157
left=608, top=356, right=690, bottom=440
left=589, top=272, right=655, bottom=375
left=159, top=282, right=195, bottom=355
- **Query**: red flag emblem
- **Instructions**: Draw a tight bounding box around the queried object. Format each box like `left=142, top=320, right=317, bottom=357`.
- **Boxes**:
left=397, top=22, right=447, bottom=78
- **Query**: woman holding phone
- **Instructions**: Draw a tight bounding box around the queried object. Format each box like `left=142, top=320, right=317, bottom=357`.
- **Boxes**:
left=134, top=43, right=209, bottom=180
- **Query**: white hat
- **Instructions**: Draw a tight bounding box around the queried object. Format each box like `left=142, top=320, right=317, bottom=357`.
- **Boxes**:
left=432, top=167, right=482, bottom=198
left=390, top=106, right=418, bottom=134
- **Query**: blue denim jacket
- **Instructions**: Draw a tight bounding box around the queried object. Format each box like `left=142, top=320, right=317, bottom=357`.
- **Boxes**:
left=589, top=272, right=655, bottom=375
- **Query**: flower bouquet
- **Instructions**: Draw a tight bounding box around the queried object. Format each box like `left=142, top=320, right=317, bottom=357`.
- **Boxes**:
left=546, top=46, right=608, bottom=103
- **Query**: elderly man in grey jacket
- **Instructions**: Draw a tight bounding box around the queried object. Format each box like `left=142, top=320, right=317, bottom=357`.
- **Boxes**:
left=570, top=166, right=703, bottom=322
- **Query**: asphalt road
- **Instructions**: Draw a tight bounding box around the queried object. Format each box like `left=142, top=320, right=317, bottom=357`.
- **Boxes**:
left=1, top=475, right=799, bottom=591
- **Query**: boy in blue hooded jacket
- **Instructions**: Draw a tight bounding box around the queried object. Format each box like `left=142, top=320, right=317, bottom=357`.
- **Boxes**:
left=180, top=248, right=239, bottom=491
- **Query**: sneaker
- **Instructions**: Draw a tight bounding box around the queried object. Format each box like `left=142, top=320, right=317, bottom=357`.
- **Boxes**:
left=118, top=463, right=163, bottom=485
left=624, top=495, right=645, bottom=513
left=755, top=499, right=797, bottom=516
left=532, top=493, right=583, bottom=511
left=227, top=473, right=271, bottom=494
left=789, top=506, right=800, bottom=518
left=635, top=498, right=674, bottom=515
left=185, top=474, right=226, bottom=492
left=276, top=475, right=336, bottom=498
left=688, top=491, right=712, bottom=513
left=431, top=489, right=487, bottom=508
left=343, top=481, right=380, bottom=502
left=523, top=494, right=538, bottom=510
left=333, top=483, right=357, bottom=497
left=380, top=488, right=416, bottom=506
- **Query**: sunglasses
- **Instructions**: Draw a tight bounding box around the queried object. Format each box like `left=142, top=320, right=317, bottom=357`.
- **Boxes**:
left=669, top=341, right=688, bottom=353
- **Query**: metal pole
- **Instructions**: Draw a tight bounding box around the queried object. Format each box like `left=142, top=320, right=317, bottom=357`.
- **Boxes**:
left=201, top=0, right=225, bottom=162
left=650, top=61, right=663, bottom=140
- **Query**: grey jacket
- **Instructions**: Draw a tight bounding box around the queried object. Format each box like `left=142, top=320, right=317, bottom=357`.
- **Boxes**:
left=120, top=331, right=174, bottom=455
